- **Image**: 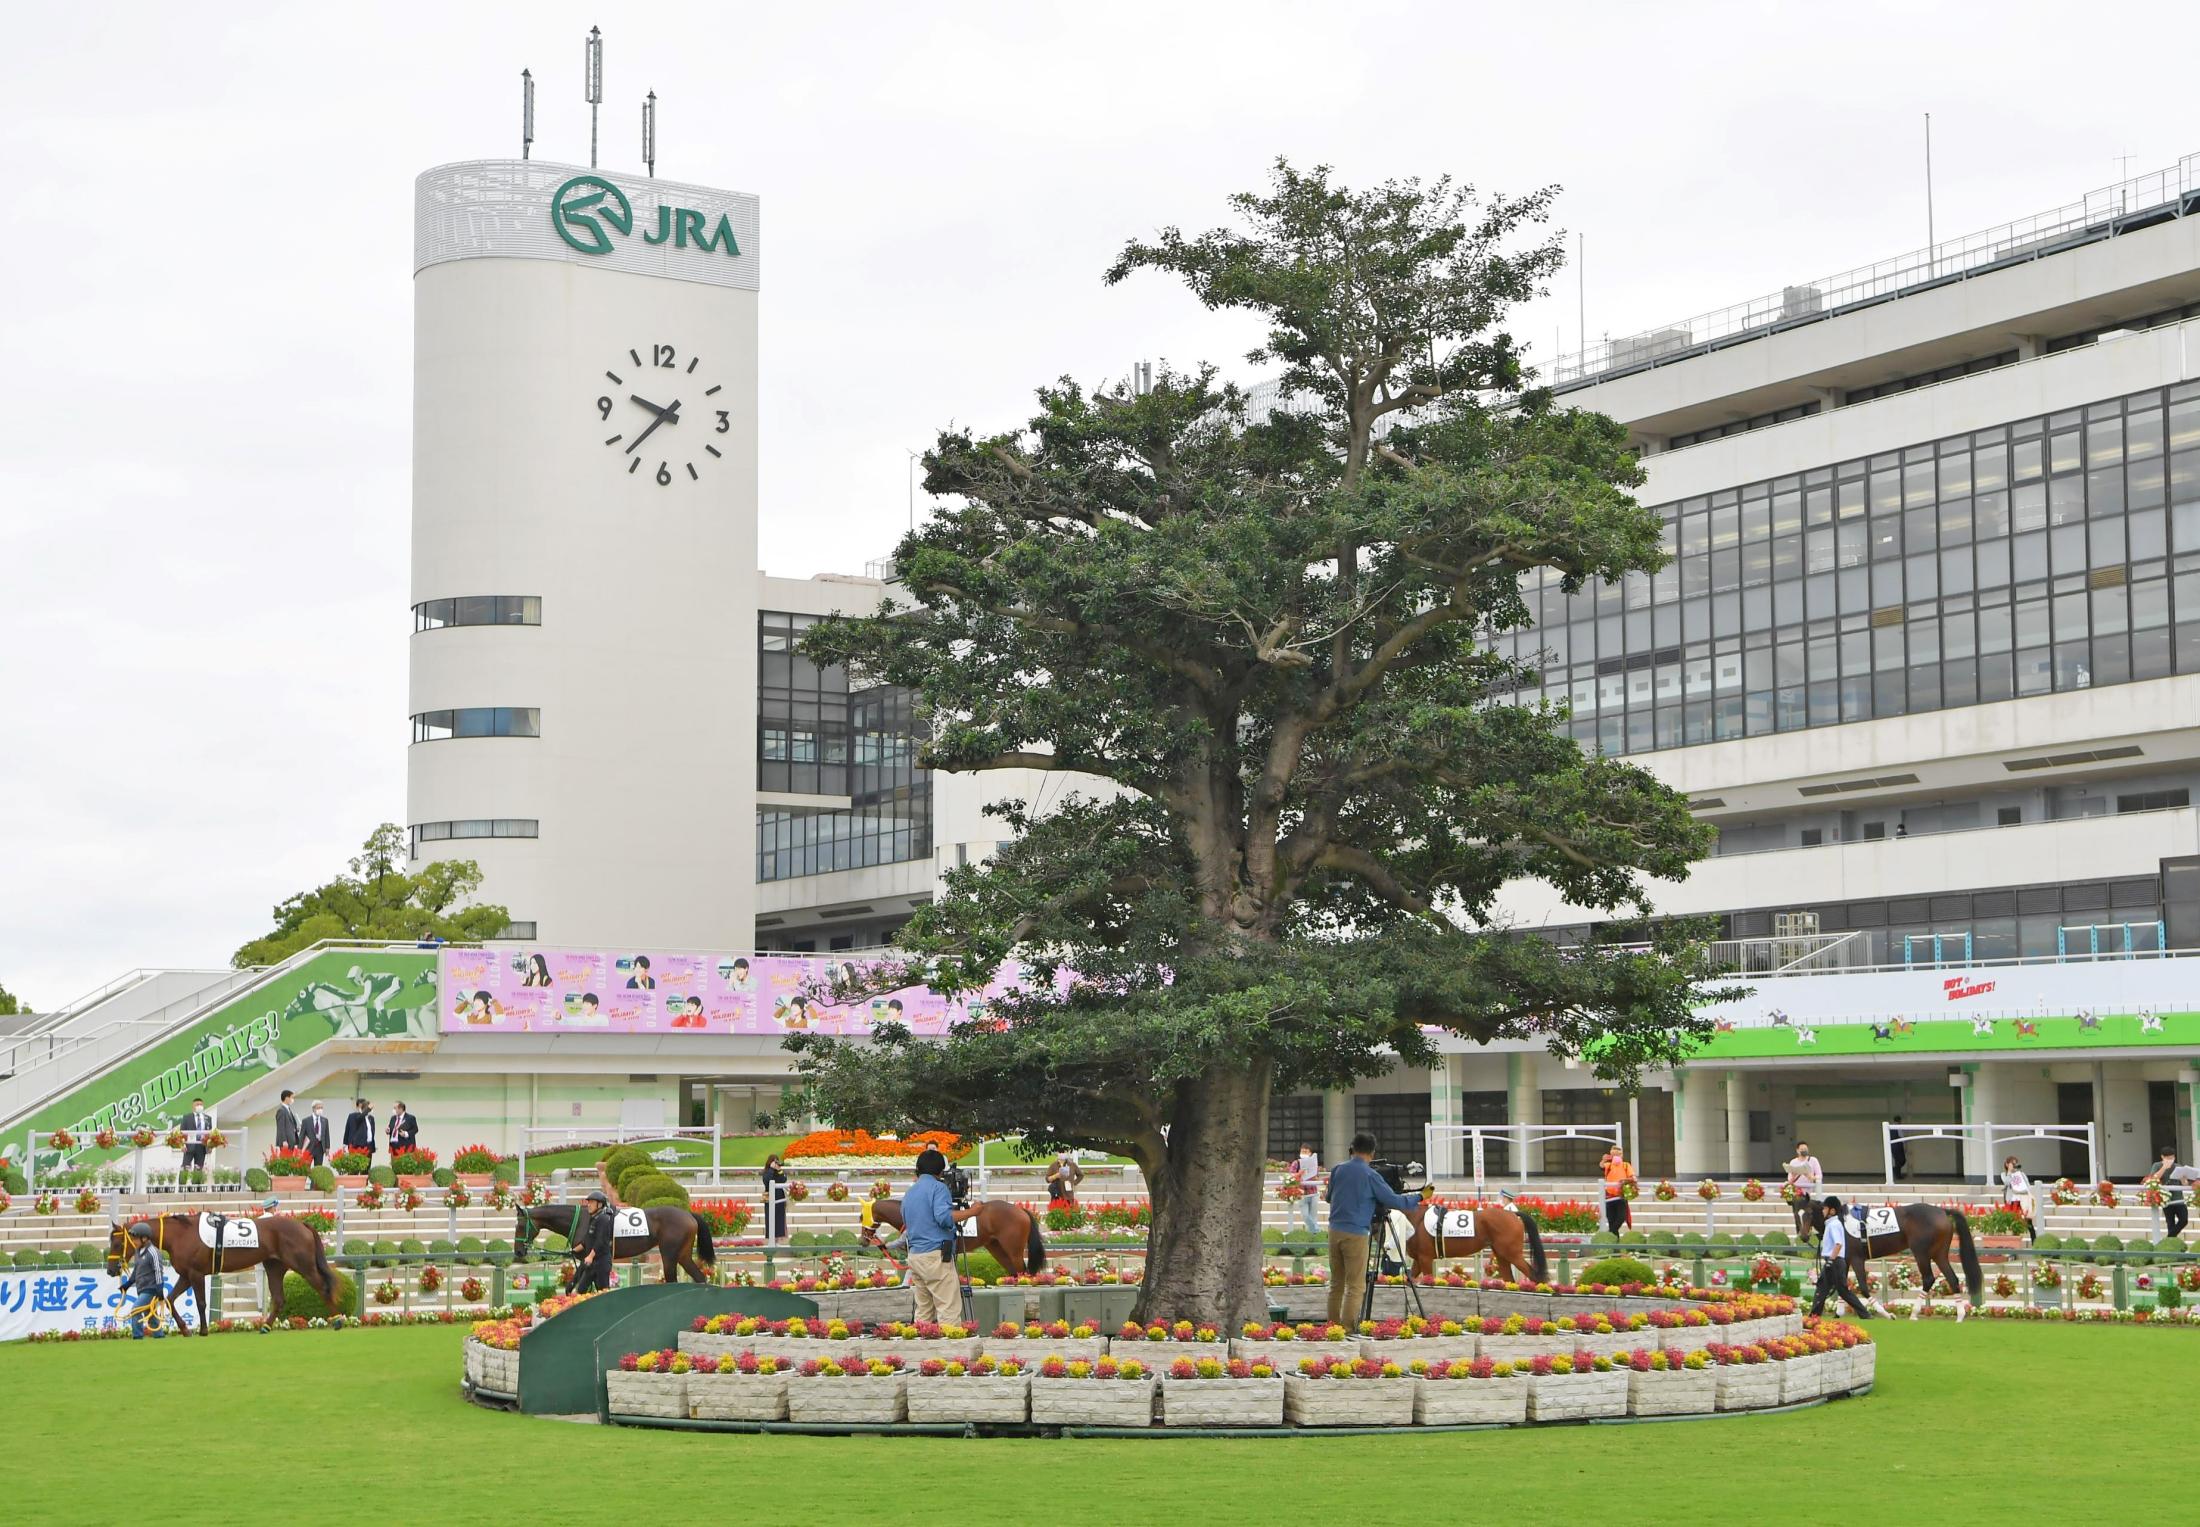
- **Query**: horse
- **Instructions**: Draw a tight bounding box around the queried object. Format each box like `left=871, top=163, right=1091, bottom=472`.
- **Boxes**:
left=858, top=1197, right=1048, bottom=1278
left=1805, top=1199, right=1981, bottom=1311
left=1393, top=1197, right=1548, bottom=1285
left=514, top=1203, right=716, bottom=1284
left=105, top=1213, right=337, bottom=1336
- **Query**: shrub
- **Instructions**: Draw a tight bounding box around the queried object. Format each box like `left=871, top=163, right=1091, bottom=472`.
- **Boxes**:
left=2032, top=1233, right=2062, bottom=1252
left=398, top=1238, right=427, bottom=1259
left=429, top=1238, right=456, bottom=1256
left=308, top=1166, right=337, bottom=1192
left=1587, top=1230, right=1618, bottom=1246
left=458, top=1235, right=486, bottom=1255
left=1735, top=1232, right=1760, bottom=1248
left=790, top=1230, right=817, bottom=1247
left=621, top=1171, right=677, bottom=1203
left=635, top=1179, right=690, bottom=1209
left=368, top=1165, right=395, bottom=1188
left=432, top=1168, right=455, bottom=1188
left=1708, top=1232, right=1735, bottom=1247
left=491, top=1157, right=520, bottom=1184
left=245, top=1167, right=271, bottom=1193
left=371, top=1240, right=399, bottom=1266
left=1, top=1166, right=25, bottom=1194
left=454, top=1144, right=501, bottom=1175
left=957, top=1250, right=1009, bottom=1284
left=69, top=1243, right=101, bottom=1265
left=342, top=1239, right=370, bottom=1259
left=1618, top=1230, right=1647, bottom=1245
left=2158, top=1281, right=2184, bottom=1309
left=42, top=1250, right=69, bottom=1266
left=1577, top=1255, right=1657, bottom=1288
left=2093, top=1234, right=2124, bottom=1257
left=12, top=1249, right=40, bottom=1268
left=487, top=1239, right=513, bottom=1262
left=1759, top=1229, right=1790, bottom=1247
left=600, top=1144, right=649, bottom=1176
left=283, top=1269, right=357, bottom=1319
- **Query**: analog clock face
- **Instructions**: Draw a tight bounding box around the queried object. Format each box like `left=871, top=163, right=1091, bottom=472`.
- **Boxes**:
left=593, top=342, right=731, bottom=486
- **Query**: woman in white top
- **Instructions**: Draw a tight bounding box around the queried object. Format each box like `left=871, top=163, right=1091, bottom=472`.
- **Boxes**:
left=1784, top=1143, right=1824, bottom=1235
left=2001, top=1156, right=2037, bottom=1242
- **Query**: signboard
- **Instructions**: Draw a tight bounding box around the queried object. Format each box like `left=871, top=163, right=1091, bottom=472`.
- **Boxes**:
left=0, top=1267, right=199, bottom=1343
left=438, top=947, right=1034, bottom=1037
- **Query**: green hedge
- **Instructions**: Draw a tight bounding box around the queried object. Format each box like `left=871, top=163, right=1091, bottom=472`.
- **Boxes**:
left=282, top=1269, right=357, bottom=1320
left=429, top=1238, right=455, bottom=1256
left=457, top=1236, right=486, bottom=1255
left=432, top=1167, right=455, bottom=1188
left=69, top=1244, right=101, bottom=1265
left=245, top=1167, right=271, bottom=1193
left=491, top=1158, right=520, bottom=1184
left=368, top=1165, right=394, bottom=1188
left=370, top=1240, right=399, bottom=1267
left=12, top=1250, right=40, bottom=1268
left=308, top=1165, right=337, bottom=1192
left=1577, top=1255, right=1657, bottom=1287
left=398, top=1238, right=426, bottom=1258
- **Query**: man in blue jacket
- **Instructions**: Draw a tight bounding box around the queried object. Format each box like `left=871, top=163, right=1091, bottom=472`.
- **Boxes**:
left=899, top=1148, right=980, bottom=1321
left=1325, top=1132, right=1417, bottom=1324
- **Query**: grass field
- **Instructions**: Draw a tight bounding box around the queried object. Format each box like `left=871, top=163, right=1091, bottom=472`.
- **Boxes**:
left=7, top=1320, right=2190, bottom=1525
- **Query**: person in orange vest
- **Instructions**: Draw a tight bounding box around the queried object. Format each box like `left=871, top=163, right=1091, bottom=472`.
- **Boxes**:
left=1599, top=1146, right=1637, bottom=1234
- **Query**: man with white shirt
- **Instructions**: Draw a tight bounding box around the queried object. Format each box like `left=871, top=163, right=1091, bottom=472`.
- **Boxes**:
left=1811, top=1195, right=1870, bottom=1318
left=180, top=1098, right=214, bottom=1187
left=301, top=1101, right=333, bottom=1165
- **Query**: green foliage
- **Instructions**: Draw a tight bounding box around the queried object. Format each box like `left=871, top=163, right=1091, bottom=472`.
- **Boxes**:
left=308, top=1166, right=336, bottom=1192
left=620, top=1170, right=676, bottom=1203
left=231, top=824, right=510, bottom=967
left=4, top=1166, right=27, bottom=1194
left=368, top=1165, right=394, bottom=1188
left=42, top=1250, right=69, bottom=1267
left=1586, top=1230, right=1617, bottom=1246
left=601, top=1146, right=649, bottom=1180
left=783, top=162, right=1728, bottom=1319
left=245, top=1167, right=271, bottom=1193
left=0, top=982, right=24, bottom=1015
left=13, top=1249, right=40, bottom=1268
left=1735, top=1233, right=1760, bottom=1248
left=635, top=1179, right=690, bottom=1209
left=2158, top=1281, right=2184, bottom=1309
left=486, top=1239, right=512, bottom=1261
left=1759, top=1229, right=1790, bottom=1247
left=282, top=1269, right=356, bottom=1320
left=490, top=1158, right=520, bottom=1185
left=1618, top=1230, right=1647, bottom=1245
left=957, top=1250, right=1009, bottom=1283
left=370, top=1240, right=399, bottom=1266
left=69, top=1244, right=101, bottom=1265
left=2093, top=1234, right=2124, bottom=1254
left=341, top=1239, right=370, bottom=1258
left=429, top=1238, right=455, bottom=1256
left=2032, top=1234, right=2062, bottom=1252
left=398, top=1239, right=426, bottom=1258
left=457, top=1236, right=486, bottom=1256
left=1576, top=1255, right=1656, bottom=1287
left=1709, top=1232, right=1735, bottom=1247
left=432, top=1168, right=455, bottom=1188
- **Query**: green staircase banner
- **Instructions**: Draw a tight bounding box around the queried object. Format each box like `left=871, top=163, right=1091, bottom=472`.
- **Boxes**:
left=24, top=951, right=439, bottom=1147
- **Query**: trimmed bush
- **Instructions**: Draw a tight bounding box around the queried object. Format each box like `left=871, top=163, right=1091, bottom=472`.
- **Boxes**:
left=432, top=1167, right=455, bottom=1188
left=2158, top=1281, right=2184, bottom=1309
left=368, top=1165, right=395, bottom=1188
left=1587, top=1230, right=1618, bottom=1246
left=282, top=1269, right=357, bottom=1320
left=601, top=1145, right=649, bottom=1178
left=429, top=1238, right=456, bottom=1256
left=635, top=1179, right=691, bottom=1209
left=620, top=1171, right=677, bottom=1203
left=790, top=1230, right=817, bottom=1246
left=457, top=1235, right=486, bottom=1255
left=491, top=1157, right=520, bottom=1185
left=245, top=1167, right=271, bottom=1193
left=1759, top=1228, right=1791, bottom=1247
left=398, top=1238, right=427, bottom=1259
left=69, top=1243, right=101, bottom=1265
left=1577, top=1255, right=1657, bottom=1288
left=371, top=1240, right=400, bottom=1266
left=2032, top=1233, right=2063, bottom=1252
left=308, top=1165, right=337, bottom=1192
left=342, top=1239, right=371, bottom=1259
left=487, top=1239, right=513, bottom=1262
left=2094, top=1234, right=2125, bottom=1254
left=1708, top=1231, right=1735, bottom=1247
left=957, top=1250, right=1008, bottom=1283
left=2, top=1166, right=26, bottom=1194
left=42, top=1250, right=70, bottom=1267
left=12, top=1249, right=41, bottom=1268
left=1618, top=1230, right=1647, bottom=1245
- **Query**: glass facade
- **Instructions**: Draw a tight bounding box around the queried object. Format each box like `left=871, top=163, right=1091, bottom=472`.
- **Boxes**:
left=413, top=596, right=541, bottom=630
left=409, top=818, right=539, bottom=857
left=1499, top=381, right=2200, bottom=755
left=411, top=707, right=540, bottom=742
left=756, top=611, right=932, bottom=882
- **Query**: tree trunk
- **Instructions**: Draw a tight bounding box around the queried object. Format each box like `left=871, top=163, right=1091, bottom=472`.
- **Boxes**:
left=1132, top=1060, right=1273, bottom=1327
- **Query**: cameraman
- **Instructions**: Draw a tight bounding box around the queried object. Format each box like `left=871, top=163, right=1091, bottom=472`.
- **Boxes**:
left=1325, top=1133, right=1416, bottom=1324
left=902, top=1148, right=979, bottom=1321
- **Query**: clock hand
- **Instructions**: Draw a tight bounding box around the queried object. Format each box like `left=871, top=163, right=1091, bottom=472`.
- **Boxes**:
left=624, top=399, right=682, bottom=455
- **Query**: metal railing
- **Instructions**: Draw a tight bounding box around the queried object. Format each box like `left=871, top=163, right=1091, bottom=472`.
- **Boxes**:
left=1553, top=152, right=2200, bottom=390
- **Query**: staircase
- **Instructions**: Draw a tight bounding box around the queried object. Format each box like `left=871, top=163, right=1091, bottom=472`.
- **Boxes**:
left=0, top=967, right=258, bottom=1129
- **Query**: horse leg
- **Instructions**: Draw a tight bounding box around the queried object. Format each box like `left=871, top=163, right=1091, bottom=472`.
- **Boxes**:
left=264, top=1261, right=285, bottom=1324
left=1932, top=1233, right=1967, bottom=1320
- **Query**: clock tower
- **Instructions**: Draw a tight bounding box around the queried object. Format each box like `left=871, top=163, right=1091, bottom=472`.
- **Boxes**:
left=407, top=159, right=761, bottom=949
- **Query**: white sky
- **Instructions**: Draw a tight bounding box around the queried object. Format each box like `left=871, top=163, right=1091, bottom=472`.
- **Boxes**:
left=2, top=1, right=2192, bottom=1006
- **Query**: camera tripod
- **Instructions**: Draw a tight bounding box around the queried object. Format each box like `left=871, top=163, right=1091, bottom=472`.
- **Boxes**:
left=1359, top=1209, right=1427, bottom=1324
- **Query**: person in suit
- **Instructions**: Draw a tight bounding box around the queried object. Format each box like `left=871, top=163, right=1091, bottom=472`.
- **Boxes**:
left=180, top=1098, right=214, bottom=1187
left=274, top=1090, right=302, bottom=1152
left=388, top=1102, right=420, bottom=1156
left=301, top=1101, right=333, bottom=1165
left=342, top=1098, right=376, bottom=1161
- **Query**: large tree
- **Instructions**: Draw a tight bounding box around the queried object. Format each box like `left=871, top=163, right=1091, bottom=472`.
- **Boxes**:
left=791, top=162, right=1725, bottom=1324
left=232, top=824, right=511, bottom=966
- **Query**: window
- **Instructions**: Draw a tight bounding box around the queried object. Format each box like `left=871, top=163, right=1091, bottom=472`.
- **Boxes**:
left=1998, top=807, right=2023, bottom=826
left=414, top=596, right=541, bottom=631
left=493, top=922, right=537, bottom=940
left=2117, top=788, right=2190, bottom=813
left=1267, top=1094, right=1326, bottom=1162
left=1352, top=1093, right=1431, bottom=1161
left=409, top=819, right=539, bottom=856
left=1862, top=822, right=1886, bottom=841
left=1799, top=828, right=1824, bottom=847
left=411, top=708, right=540, bottom=742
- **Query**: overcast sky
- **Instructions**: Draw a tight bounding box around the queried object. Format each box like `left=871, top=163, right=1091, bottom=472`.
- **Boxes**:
left=2, top=2, right=2192, bottom=1006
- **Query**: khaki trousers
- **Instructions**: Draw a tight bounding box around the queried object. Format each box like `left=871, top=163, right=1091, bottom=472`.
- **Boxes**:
left=1327, top=1230, right=1369, bottom=1325
left=909, top=1248, right=961, bottom=1323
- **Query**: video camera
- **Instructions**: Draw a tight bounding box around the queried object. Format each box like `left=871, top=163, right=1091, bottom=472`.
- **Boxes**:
left=943, top=1164, right=972, bottom=1208
left=1371, top=1159, right=1427, bottom=1198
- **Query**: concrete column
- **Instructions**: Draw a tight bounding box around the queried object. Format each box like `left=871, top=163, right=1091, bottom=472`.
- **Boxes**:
left=1724, top=1071, right=1752, bottom=1176
left=2012, top=333, right=2045, bottom=360
left=1675, top=1069, right=1724, bottom=1177
left=1507, top=1053, right=1543, bottom=1176
left=1956, top=1064, right=1991, bottom=1182
left=1428, top=1058, right=1463, bottom=1177
left=1321, top=1089, right=1354, bottom=1172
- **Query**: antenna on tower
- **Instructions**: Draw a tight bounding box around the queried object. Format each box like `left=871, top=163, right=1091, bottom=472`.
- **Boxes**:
left=584, top=27, right=604, bottom=169
left=642, top=91, right=657, bottom=178
left=521, top=69, right=535, bottom=160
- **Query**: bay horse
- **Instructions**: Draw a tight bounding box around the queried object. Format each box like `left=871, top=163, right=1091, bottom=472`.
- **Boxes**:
left=514, top=1203, right=716, bottom=1284
left=1805, top=1199, right=1982, bottom=1309
left=1394, top=1198, right=1548, bottom=1285
left=105, top=1214, right=337, bottom=1335
left=859, top=1197, right=1047, bottom=1278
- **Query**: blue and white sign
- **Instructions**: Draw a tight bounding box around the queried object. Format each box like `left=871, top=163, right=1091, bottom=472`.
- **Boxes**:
left=0, top=1268, right=199, bottom=1342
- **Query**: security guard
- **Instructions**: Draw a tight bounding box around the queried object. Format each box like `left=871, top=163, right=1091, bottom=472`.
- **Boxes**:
left=572, top=1188, right=618, bottom=1292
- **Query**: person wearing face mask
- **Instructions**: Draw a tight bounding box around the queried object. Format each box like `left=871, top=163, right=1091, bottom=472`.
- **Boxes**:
left=301, top=1101, right=333, bottom=1165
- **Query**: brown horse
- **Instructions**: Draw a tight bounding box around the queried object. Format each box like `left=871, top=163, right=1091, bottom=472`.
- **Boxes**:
left=514, top=1203, right=716, bottom=1283
left=106, top=1214, right=338, bottom=1335
left=1395, top=1198, right=1549, bottom=1285
left=1805, top=1199, right=1982, bottom=1308
left=859, top=1197, right=1048, bottom=1278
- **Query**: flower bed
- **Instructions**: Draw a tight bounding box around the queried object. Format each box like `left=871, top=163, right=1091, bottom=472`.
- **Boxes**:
left=1708, top=1343, right=1783, bottom=1410
left=1282, top=1356, right=1415, bottom=1427
left=978, top=1319, right=1106, bottom=1365
left=1413, top=1357, right=1527, bottom=1425
left=609, top=1349, right=693, bottom=1418
left=1158, top=1357, right=1284, bottom=1427
left=1230, top=1321, right=1360, bottom=1365
left=688, top=1353, right=790, bottom=1421
left=1623, top=1348, right=1716, bottom=1415
left=680, top=1314, right=868, bottom=1363
left=1355, top=1316, right=1480, bottom=1364
left=904, top=1356, right=1030, bottom=1423
left=1524, top=1352, right=1627, bottom=1421
left=863, top=1320, right=982, bottom=1364
left=1028, top=1356, right=1157, bottom=1427
left=785, top=1357, right=908, bottom=1423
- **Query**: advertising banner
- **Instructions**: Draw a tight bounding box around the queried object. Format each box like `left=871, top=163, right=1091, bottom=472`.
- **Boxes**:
left=0, top=1267, right=200, bottom=1343
left=438, top=947, right=1032, bottom=1037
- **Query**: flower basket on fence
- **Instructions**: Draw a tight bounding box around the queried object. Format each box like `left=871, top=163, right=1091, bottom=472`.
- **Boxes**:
left=1524, top=1352, right=1627, bottom=1420
left=1158, top=1357, right=1284, bottom=1427
left=94, top=1128, right=119, bottom=1150
left=1624, top=1348, right=1716, bottom=1415
left=1028, top=1356, right=1156, bottom=1426
left=688, top=1353, right=790, bottom=1421
left=1282, top=1356, right=1416, bottom=1426
left=1414, top=1357, right=1527, bottom=1424
left=904, top=1357, right=1031, bottom=1423
left=608, top=1350, right=692, bottom=1418
left=1741, top=1179, right=1766, bottom=1202
left=129, top=1128, right=155, bottom=1150
left=785, top=1358, right=907, bottom=1423
left=1653, top=1180, right=1677, bottom=1202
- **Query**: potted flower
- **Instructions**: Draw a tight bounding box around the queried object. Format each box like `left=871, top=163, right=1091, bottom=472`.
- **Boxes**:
left=1653, top=1180, right=1677, bottom=1202
left=165, top=1129, right=188, bottom=1151
left=1708, top=1342, right=1782, bottom=1410
left=785, top=1356, right=907, bottom=1424
left=869, top=1178, right=893, bottom=1202
left=1114, top=1318, right=1228, bottom=1362
left=1159, top=1355, right=1284, bottom=1427
left=392, top=1148, right=438, bottom=1188
left=1525, top=1350, right=1626, bottom=1420
left=205, top=1129, right=228, bottom=1151
left=2077, top=1270, right=2106, bottom=1303
left=980, top=1319, right=1105, bottom=1364
left=689, top=1351, right=791, bottom=1421
left=1741, top=1179, right=1766, bottom=1202
left=1695, top=1179, right=1721, bottom=1202
left=444, top=1183, right=473, bottom=1211
left=354, top=1183, right=386, bottom=1211
left=330, top=1148, right=373, bottom=1187
left=459, top=1276, right=487, bottom=1303
left=1284, top=1355, right=1415, bottom=1426
left=825, top=1180, right=851, bottom=1203
left=419, top=1264, right=445, bottom=1295
left=2091, top=1180, right=2120, bottom=1209
left=451, top=1144, right=500, bottom=1188
left=703, top=1315, right=867, bottom=1364
left=1029, top=1354, right=1156, bottom=1426
left=904, top=1355, right=1031, bottom=1423
left=1409, top=1355, right=1521, bottom=1423
left=608, top=1348, right=694, bottom=1419
left=1231, top=1321, right=1359, bottom=1364
left=265, top=1147, right=314, bottom=1193
left=73, top=1188, right=101, bottom=1215
left=94, top=1127, right=119, bottom=1151
left=373, top=1280, right=402, bottom=1307
left=785, top=1180, right=809, bottom=1203
left=47, top=1129, right=76, bottom=1151
left=1991, top=1272, right=2018, bottom=1300
left=394, top=1185, right=425, bottom=1212
left=2048, top=1177, right=2081, bottom=1207
left=1623, top=1347, right=1716, bottom=1415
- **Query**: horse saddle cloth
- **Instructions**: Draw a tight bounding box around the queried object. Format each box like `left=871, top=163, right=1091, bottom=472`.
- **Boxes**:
left=197, top=1213, right=261, bottom=1250
left=959, top=1211, right=981, bottom=1239
left=1851, top=1205, right=1899, bottom=1238
left=608, top=1208, right=650, bottom=1239
left=1422, top=1207, right=1475, bottom=1239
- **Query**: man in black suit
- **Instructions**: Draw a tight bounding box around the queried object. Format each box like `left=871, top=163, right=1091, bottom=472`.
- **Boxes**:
left=274, top=1090, right=302, bottom=1152
left=180, top=1098, right=214, bottom=1187
left=301, top=1101, right=333, bottom=1165
left=388, top=1101, right=420, bottom=1157
left=342, top=1098, right=376, bottom=1162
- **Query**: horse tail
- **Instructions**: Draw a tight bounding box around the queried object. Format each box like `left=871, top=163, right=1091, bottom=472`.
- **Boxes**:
left=312, top=1225, right=336, bottom=1302
left=694, top=1212, right=717, bottom=1268
left=1950, top=1207, right=1983, bottom=1303
left=1520, top=1211, right=1548, bottom=1283
left=1024, top=1207, right=1048, bottom=1274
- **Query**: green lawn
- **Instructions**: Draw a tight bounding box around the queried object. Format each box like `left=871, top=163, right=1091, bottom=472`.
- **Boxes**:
left=5, top=1320, right=2184, bottom=1524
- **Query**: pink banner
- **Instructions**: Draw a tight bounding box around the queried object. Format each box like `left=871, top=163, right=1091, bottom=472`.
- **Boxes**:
left=437, top=948, right=1022, bottom=1036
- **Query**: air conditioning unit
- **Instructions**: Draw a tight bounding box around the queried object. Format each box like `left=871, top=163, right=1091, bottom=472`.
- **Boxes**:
left=1607, top=327, right=1694, bottom=369
left=1781, top=285, right=1825, bottom=320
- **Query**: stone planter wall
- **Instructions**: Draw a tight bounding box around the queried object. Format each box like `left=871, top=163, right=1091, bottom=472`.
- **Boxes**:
left=1778, top=1352, right=1826, bottom=1404
left=1159, top=1377, right=1286, bottom=1427
left=1356, top=1335, right=1480, bottom=1364
left=1475, top=1289, right=1552, bottom=1323
left=463, top=1339, right=518, bottom=1394
left=1414, top=1378, right=1526, bottom=1425
left=785, top=1374, right=908, bottom=1424
left=1029, top=1377, right=1155, bottom=1427
left=978, top=1338, right=1107, bottom=1365
left=1713, top=1363, right=1783, bottom=1410
left=1816, top=1346, right=1855, bottom=1394
left=1849, top=1344, right=1876, bottom=1390
left=731, top=1336, right=869, bottom=1365
left=1110, top=1339, right=1231, bottom=1367
left=605, top=1371, right=690, bottom=1419
left=805, top=1289, right=914, bottom=1326
left=1283, top=1375, right=1415, bottom=1427
left=904, top=1374, right=1031, bottom=1424
left=688, top=1373, right=789, bottom=1421
left=1525, top=1370, right=1628, bottom=1421
left=1230, top=1338, right=1361, bottom=1366
left=1626, top=1368, right=1717, bottom=1416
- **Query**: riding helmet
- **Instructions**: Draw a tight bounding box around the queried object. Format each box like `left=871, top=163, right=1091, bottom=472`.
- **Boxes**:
left=128, top=1221, right=153, bottom=1240
left=585, top=1188, right=609, bottom=1205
